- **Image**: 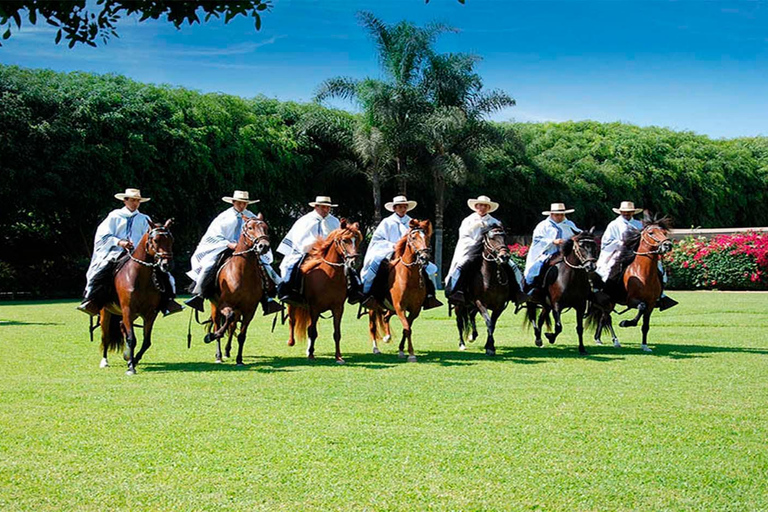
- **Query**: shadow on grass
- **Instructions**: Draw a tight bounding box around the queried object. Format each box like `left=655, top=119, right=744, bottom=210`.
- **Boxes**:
left=0, top=320, right=63, bottom=326
left=648, top=343, right=768, bottom=359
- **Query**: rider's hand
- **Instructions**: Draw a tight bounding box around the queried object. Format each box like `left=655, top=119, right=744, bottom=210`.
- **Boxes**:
left=118, top=239, right=133, bottom=251
left=227, top=242, right=237, bottom=250
left=553, top=238, right=564, bottom=246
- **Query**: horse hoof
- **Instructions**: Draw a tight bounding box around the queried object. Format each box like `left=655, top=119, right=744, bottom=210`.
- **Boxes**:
left=485, top=349, right=496, bottom=356
left=236, top=362, right=245, bottom=367
left=594, top=339, right=603, bottom=345
left=545, top=333, right=557, bottom=344
left=125, top=368, right=136, bottom=376
left=398, top=351, right=406, bottom=359
left=204, top=333, right=214, bottom=344
left=336, top=358, right=346, bottom=365
left=99, top=358, right=109, bottom=368
left=373, top=347, right=381, bottom=355
left=383, top=335, right=391, bottom=343
left=613, top=340, right=622, bottom=348
left=308, top=354, right=315, bottom=361
left=535, top=339, right=543, bottom=347
left=407, top=355, right=417, bottom=362
left=287, top=339, right=295, bottom=347
left=215, top=358, right=222, bottom=364
left=459, top=344, right=467, bottom=351
left=468, top=334, right=477, bottom=343
left=641, top=345, right=653, bottom=353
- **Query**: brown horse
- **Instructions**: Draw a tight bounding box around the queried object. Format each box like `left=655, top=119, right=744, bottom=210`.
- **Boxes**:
left=524, top=228, right=599, bottom=355
left=287, top=220, right=362, bottom=363
left=455, top=225, right=515, bottom=356
left=99, top=220, right=175, bottom=375
left=203, top=214, right=273, bottom=365
left=368, top=219, right=433, bottom=362
left=591, top=214, right=673, bottom=352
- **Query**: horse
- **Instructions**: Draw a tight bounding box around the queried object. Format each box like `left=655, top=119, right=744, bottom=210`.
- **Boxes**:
left=454, top=225, right=515, bottom=356
left=202, top=214, right=272, bottom=365
left=286, top=220, right=362, bottom=364
left=590, top=213, right=673, bottom=352
left=367, top=219, right=433, bottom=362
left=524, top=228, right=599, bottom=355
left=99, top=220, right=175, bottom=375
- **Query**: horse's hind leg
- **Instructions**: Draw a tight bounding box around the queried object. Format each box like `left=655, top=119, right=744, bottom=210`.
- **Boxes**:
left=534, top=307, right=547, bottom=347
left=214, top=309, right=235, bottom=363
left=383, top=311, right=393, bottom=343
left=121, top=312, right=137, bottom=375
left=332, top=306, right=345, bottom=364
left=224, top=312, right=239, bottom=359
left=456, top=306, right=467, bottom=351
left=235, top=311, right=255, bottom=366
left=369, top=311, right=380, bottom=354
left=306, top=311, right=320, bottom=361
left=100, top=310, right=111, bottom=368
left=594, top=313, right=604, bottom=345
left=640, top=309, right=653, bottom=352
left=575, top=305, right=587, bottom=355
left=287, top=306, right=296, bottom=346
left=485, top=307, right=505, bottom=357
left=545, top=305, right=562, bottom=344
left=620, top=302, right=646, bottom=328
left=605, top=313, right=621, bottom=347
left=474, top=300, right=495, bottom=356
left=469, top=310, right=479, bottom=342
left=134, top=313, right=157, bottom=366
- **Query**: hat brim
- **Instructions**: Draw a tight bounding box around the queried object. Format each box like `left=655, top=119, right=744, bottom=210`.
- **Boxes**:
left=613, top=208, right=643, bottom=214
left=115, top=194, right=150, bottom=203
left=385, top=200, right=417, bottom=212
left=222, top=197, right=259, bottom=205
left=542, top=209, right=574, bottom=215
left=309, top=202, right=338, bottom=207
left=468, top=199, right=499, bottom=213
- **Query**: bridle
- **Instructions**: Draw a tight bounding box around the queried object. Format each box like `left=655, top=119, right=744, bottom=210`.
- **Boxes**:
left=232, top=218, right=270, bottom=257
left=400, top=229, right=430, bottom=268
left=633, top=227, right=671, bottom=256
left=562, top=236, right=598, bottom=270
left=130, top=227, right=173, bottom=268
left=481, top=228, right=510, bottom=285
left=322, top=231, right=359, bottom=269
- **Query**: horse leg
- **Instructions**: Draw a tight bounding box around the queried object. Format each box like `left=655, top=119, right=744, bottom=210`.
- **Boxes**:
left=486, top=307, right=504, bottom=356
left=404, top=310, right=419, bottom=362
left=606, top=313, right=621, bottom=348
left=287, top=307, right=296, bottom=346
left=594, top=313, right=604, bottom=345
left=383, top=311, right=393, bottom=343
left=469, top=310, right=479, bottom=342
left=640, top=308, right=653, bottom=352
left=224, top=312, right=240, bottom=359
left=545, top=305, right=562, bottom=344
left=214, top=308, right=235, bottom=363
left=396, top=309, right=412, bottom=360
left=121, top=312, right=137, bottom=375
left=620, top=302, right=646, bottom=328
left=369, top=311, right=381, bottom=355
left=134, top=313, right=157, bottom=366
left=100, top=310, right=111, bottom=368
left=575, top=305, right=587, bottom=355
left=333, top=306, right=345, bottom=364
left=474, top=300, right=494, bottom=356
left=235, top=311, right=255, bottom=366
left=534, top=307, right=546, bottom=347
left=456, top=305, right=467, bottom=351
left=306, top=311, right=319, bottom=361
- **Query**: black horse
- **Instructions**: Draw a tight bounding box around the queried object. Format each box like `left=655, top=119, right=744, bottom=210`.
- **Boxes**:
left=524, top=228, right=600, bottom=354
left=455, top=226, right=521, bottom=356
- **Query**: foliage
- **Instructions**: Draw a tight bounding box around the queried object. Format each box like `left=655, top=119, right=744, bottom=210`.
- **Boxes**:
left=1, top=293, right=767, bottom=510
left=666, top=233, right=768, bottom=290
left=0, top=1, right=271, bottom=47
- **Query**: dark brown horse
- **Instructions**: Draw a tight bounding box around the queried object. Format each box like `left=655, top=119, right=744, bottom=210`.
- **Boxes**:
left=591, top=214, right=673, bottom=352
left=287, top=220, right=362, bottom=364
left=455, top=226, right=515, bottom=356
left=368, top=219, right=433, bottom=362
left=203, top=214, right=272, bottom=365
left=99, top=220, right=175, bottom=375
left=524, top=228, right=599, bottom=355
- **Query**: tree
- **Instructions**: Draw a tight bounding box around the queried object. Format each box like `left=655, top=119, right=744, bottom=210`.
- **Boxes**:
left=0, top=1, right=271, bottom=48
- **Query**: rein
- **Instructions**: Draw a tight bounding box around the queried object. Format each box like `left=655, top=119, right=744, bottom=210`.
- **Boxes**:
left=562, top=239, right=597, bottom=270
left=633, top=229, right=669, bottom=256
left=129, top=227, right=173, bottom=268
left=321, top=233, right=358, bottom=269
left=232, top=219, right=269, bottom=257
left=481, top=228, right=509, bottom=285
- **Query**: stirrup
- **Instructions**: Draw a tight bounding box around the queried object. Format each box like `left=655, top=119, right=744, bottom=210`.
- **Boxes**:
left=423, top=295, right=444, bottom=310
left=262, top=298, right=284, bottom=316
left=184, top=295, right=205, bottom=312
left=162, top=300, right=184, bottom=317
left=657, top=295, right=678, bottom=311
left=76, top=300, right=100, bottom=317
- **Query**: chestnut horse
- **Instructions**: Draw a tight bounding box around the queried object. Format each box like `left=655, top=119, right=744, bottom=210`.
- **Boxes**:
left=368, top=219, right=433, bottom=362
left=99, top=220, right=175, bottom=375
left=287, top=220, right=362, bottom=363
left=524, top=228, right=599, bottom=355
left=590, top=214, right=673, bottom=352
left=203, top=214, right=273, bottom=365
left=455, top=225, right=514, bottom=356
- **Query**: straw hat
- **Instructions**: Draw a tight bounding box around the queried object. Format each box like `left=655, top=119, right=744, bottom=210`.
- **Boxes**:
left=309, top=196, right=338, bottom=207
left=222, top=190, right=259, bottom=205
left=612, top=201, right=643, bottom=215
left=467, top=195, right=499, bottom=213
left=114, top=188, right=150, bottom=203
left=542, top=203, right=575, bottom=215
left=385, top=195, right=417, bottom=212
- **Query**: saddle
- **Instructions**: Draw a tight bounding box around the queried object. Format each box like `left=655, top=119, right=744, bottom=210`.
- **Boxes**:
left=199, top=248, right=233, bottom=299
left=370, top=259, right=392, bottom=302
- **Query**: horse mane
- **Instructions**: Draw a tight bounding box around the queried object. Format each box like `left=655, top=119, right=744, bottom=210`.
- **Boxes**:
left=465, top=224, right=501, bottom=261
left=302, top=224, right=362, bottom=273
left=392, top=236, right=408, bottom=259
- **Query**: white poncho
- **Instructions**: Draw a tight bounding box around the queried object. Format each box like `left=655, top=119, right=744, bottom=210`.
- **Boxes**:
left=84, top=207, right=152, bottom=296
left=444, top=212, right=502, bottom=287
left=595, top=215, right=642, bottom=281
left=277, top=211, right=340, bottom=278
left=524, top=217, right=581, bottom=284
left=186, top=207, right=275, bottom=294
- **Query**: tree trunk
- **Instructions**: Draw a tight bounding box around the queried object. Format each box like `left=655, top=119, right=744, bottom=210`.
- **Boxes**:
left=396, top=156, right=407, bottom=194
left=433, top=168, right=446, bottom=288
left=371, top=169, right=382, bottom=225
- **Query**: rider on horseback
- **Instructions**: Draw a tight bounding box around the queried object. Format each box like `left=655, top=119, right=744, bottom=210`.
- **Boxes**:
left=445, top=195, right=528, bottom=305
left=277, top=196, right=364, bottom=305
left=595, top=201, right=677, bottom=311
left=359, top=195, right=442, bottom=310
left=185, top=190, right=282, bottom=315
left=77, top=188, right=182, bottom=317
left=523, top=203, right=582, bottom=301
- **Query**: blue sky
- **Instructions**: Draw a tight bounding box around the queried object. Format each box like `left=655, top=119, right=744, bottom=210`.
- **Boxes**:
left=1, top=0, right=767, bottom=138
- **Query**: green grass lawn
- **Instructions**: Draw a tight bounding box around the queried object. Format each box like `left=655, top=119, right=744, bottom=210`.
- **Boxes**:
left=1, top=291, right=767, bottom=511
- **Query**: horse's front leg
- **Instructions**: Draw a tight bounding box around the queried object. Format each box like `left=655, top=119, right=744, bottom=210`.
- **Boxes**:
left=134, top=312, right=158, bottom=366
left=605, top=312, right=621, bottom=347
left=100, top=310, right=111, bottom=368
left=369, top=310, right=381, bottom=354
left=486, top=307, right=505, bottom=356
left=332, top=306, right=345, bottom=364
left=236, top=310, right=255, bottom=366
left=545, top=304, right=562, bottom=344
left=575, top=304, right=587, bottom=355
left=287, top=306, right=297, bottom=347
left=594, top=312, right=604, bottom=345
left=640, top=308, right=653, bottom=352
left=395, top=307, right=414, bottom=361
left=532, top=305, right=546, bottom=347
left=474, top=300, right=494, bottom=356
left=404, top=309, right=420, bottom=362
left=224, top=312, right=239, bottom=360
left=620, top=302, right=646, bottom=328
left=121, top=310, right=138, bottom=375
left=307, top=309, right=319, bottom=361
left=383, top=311, right=393, bottom=343
left=456, top=305, right=467, bottom=351
left=469, top=310, right=479, bottom=342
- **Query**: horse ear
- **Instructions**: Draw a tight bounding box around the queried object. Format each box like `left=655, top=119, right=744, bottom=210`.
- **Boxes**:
left=257, top=212, right=264, bottom=220
left=164, top=218, right=173, bottom=228
left=351, top=222, right=360, bottom=231
left=340, top=218, right=347, bottom=229
left=409, top=219, right=419, bottom=229
left=642, top=210, right=653, bottom=225
left=423, top=220, right=433, bottom=236
left=589, top=226, right=595, bottom=234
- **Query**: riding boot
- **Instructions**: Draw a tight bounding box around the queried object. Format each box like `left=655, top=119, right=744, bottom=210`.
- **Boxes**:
left=162, top=299, right=184, bottom=317
left=185, top=295, right=205, bottom=312
left=261, top=296, right=284, bottom=316
left=421, top=270, right=443, bottom=310
left=445, top=269, right=466, bottom=305
left=657, top=294, right=678, bottom=311
left=278, top=269, right=304, bottom=306
left=76, top=299, right=101, bottom=317
left=345, top=266, right=365, bottom=305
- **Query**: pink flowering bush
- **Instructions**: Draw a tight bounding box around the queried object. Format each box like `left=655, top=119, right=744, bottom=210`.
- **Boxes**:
left=666, top=232, right=768, bottom=290
left=508, top=243, right=528, bottom=269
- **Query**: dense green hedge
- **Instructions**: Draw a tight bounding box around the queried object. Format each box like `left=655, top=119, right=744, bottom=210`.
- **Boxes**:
left=1, top=65, right=767, bottom=296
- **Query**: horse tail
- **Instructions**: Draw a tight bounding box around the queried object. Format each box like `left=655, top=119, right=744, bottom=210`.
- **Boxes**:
left=100, top=312, right=124, bottom=353
left=523, top=303, right=550, bottom=330
left=289, top=305, right=311, bottom=343
left=457, top=306, right=472, bottom=341
left=584, top=303, right=602, bottom=332
left=369, top=309, right=388, bottom=341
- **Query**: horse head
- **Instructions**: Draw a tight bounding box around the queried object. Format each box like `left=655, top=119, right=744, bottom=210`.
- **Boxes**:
left=406, top=219, right=433, bottom=266
left=242, top=213, right=270, bottom=255
left=483, top=225, right=510, bottom=265
left=566, top=227, right=599, bottom=273
left=641, top=212, right=673, bottom=254
left=336, top=219, right=363, bottom=265
left=146, top=220, right=175, bottom=272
